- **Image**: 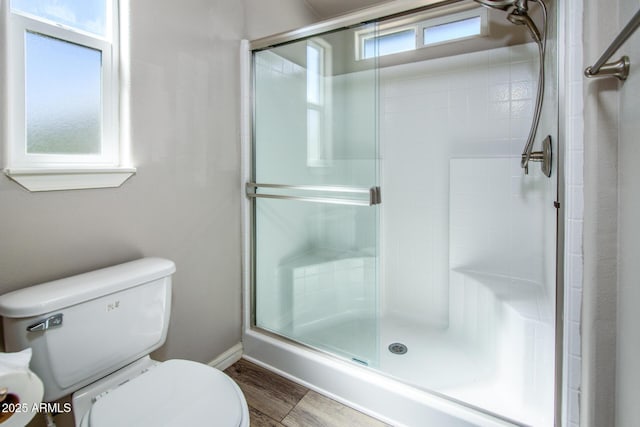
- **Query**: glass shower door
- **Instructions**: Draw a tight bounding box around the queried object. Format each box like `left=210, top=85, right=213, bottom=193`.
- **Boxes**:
left=249, top=25, right=380, bottom=366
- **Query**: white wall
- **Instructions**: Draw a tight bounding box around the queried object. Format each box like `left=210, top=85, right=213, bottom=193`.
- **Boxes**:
left=127, top=0, right=247, bottom=363
left=581, top=0, right=640, bottom=425
left=244, top=0, right=318, bottom=40
left=0, top=0, right=244, bottom=365
left=615, top=0, right=640, bottom=425
left=581, top=0, right=622, bottom=425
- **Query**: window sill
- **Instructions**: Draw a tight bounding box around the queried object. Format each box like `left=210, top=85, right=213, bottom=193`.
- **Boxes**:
left=4, top=167, right=136, bottom=192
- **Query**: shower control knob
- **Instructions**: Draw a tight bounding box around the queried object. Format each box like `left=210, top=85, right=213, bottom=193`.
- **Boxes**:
left=523, top=135, right=552, bottom=177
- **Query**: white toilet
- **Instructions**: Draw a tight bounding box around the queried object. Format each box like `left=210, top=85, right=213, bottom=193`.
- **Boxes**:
left=0, top=258, right=249, bottom=427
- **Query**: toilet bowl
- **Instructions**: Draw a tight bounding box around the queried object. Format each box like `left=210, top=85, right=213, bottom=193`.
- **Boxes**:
left=77, top=360, right=249, bottom=427
left=0, top=258, right=248, bottom=427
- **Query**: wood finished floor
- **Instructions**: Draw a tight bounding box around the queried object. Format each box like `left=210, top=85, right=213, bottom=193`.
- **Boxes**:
left=224, top=359, right=390, bottom=427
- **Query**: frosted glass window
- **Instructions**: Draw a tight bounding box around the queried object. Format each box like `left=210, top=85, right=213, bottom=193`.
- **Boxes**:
left=25, top=32, right=102, bottom=155
left=423, top=16, right=481, bottom=45
left=11, top=0, right=107, bottom=37
left=363, top=29, right=416, bottom=59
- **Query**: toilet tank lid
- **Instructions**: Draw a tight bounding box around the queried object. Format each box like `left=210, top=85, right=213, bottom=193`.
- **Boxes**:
left=0, top=258, right=176, bottom=318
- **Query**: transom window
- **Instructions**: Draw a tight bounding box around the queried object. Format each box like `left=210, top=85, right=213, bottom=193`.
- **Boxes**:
left=357, top=7, right=488, bottom=60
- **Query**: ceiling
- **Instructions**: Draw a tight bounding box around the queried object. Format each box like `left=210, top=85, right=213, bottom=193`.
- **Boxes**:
left=304, top=0, right=391, bottom=19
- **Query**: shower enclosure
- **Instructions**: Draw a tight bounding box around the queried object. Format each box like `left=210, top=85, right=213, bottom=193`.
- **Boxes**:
left=244, top=0, right=560, bottom=425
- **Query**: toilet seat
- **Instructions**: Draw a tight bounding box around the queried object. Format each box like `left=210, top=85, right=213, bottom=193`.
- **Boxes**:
left=80, top=359, right=249, bottom=427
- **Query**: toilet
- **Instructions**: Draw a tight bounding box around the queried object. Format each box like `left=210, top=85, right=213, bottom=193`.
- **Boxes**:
left=0, top=258, right=249, bottom=427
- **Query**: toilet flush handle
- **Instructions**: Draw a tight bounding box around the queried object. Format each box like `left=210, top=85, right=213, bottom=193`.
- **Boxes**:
left=27, top=313, right=63, bottom=332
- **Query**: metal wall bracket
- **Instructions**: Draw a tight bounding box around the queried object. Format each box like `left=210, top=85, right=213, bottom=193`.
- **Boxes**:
left=584, top=56, right=630, bottom=81
left=584, top=8, right=639, bottom=81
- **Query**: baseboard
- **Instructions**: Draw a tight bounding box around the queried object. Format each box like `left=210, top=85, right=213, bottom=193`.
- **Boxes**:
left=208, top=342, right=244, bottom=371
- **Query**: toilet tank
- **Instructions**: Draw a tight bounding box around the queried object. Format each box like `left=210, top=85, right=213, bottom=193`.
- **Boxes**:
left=0, top=258, right=175, bottom=402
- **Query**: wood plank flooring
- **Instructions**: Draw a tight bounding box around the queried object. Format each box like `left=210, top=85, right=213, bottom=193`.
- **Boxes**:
left=224, top=359, right=390, bottom=427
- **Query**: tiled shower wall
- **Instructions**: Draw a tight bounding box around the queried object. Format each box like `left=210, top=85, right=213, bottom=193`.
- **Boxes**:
left=377, top=43, right=557, bottom=326
left=616, top=1, right=640, bottom=424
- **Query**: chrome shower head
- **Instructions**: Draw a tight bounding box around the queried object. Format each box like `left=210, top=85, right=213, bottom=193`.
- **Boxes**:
left=474, top=0, right=549, bottom=175
left=507, top=9, right=541, bottom=42
left=473, top=0, right=541, bottom=44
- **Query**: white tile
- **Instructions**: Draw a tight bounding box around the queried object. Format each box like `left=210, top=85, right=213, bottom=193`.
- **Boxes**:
left=488, top=64, right=511, bottom=85
left=568, top=389, right=580, bottom=425
left=569, top=288, right=582, bottom=322
left=568, top=152, right=584, bottom=185
left=449, top=89, right=468, bottom=111
left=510, top=61, right=535, bottom=81
left=511, top=99, right=534, bottom=119
left=569, top=253, right=584, bottom=289
left=488, top=45, right=511, bottom=64
left=568, top=185, right=584, bottom=220
left=509, top=118, right=531, bottom=139
left=569, top=320, right=581, bottom=357
left=509, top=43, right=537, bottom=62
left=489, top=101, right=510, bottom=119
left=489, top=83, right=510, bottom=102
left=569, top=355, right=582, bottom=390
left=488, top=119, right=511, bottom=140
left=567, top=219, right=584, bottom=255
left=511, top=80, right=534, bottom=100
left=569, top=82, right=584, bottom=114
left=569, top=118, right=584, bottom=151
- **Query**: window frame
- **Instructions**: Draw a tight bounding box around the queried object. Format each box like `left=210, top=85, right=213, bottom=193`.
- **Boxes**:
left=360, top=27, right=417, bottom=60
left=355, top=7, right=488, bottom=61
left=3, top=0, right=135, bottom=191
left=419, top=8, right=488, bottom=48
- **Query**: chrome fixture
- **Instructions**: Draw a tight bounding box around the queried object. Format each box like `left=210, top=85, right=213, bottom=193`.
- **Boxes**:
left=473, top=0, right=525, bottom=9
left=507, top=8, right=540, bottom=43
left=474, top=0, right=549, bottom=176
left=585, top=57, right=630, bottom=81
left=246, top=182, right=382, bottom=206
left=476, top=0, right=540, bottom=43
left=27, top=313, right=63, bottom=332
left=526, top=135, right=552, bottom=177
left=585, top=8, right=640, bottom=81
left=388, top=343, right=408, bottom=355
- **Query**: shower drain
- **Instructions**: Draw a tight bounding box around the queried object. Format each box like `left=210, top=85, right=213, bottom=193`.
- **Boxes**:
left=388, top=342, right=408, bottom=355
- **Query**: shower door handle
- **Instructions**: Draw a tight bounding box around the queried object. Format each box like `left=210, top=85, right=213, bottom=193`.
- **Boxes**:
left=246, top=183, right=381, bottom=206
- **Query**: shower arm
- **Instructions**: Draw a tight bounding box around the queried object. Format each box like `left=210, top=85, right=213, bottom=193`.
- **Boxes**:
left=519, top=0, right=547, bottom=174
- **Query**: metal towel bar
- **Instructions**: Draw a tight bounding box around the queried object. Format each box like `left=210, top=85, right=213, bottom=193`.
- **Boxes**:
left=585, top=8, right=640, bottom=80
left=246, top=183, right=381, bottom=206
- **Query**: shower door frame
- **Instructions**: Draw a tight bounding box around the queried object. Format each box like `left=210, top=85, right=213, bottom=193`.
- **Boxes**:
left=241, top=0, right=567, bottom=425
